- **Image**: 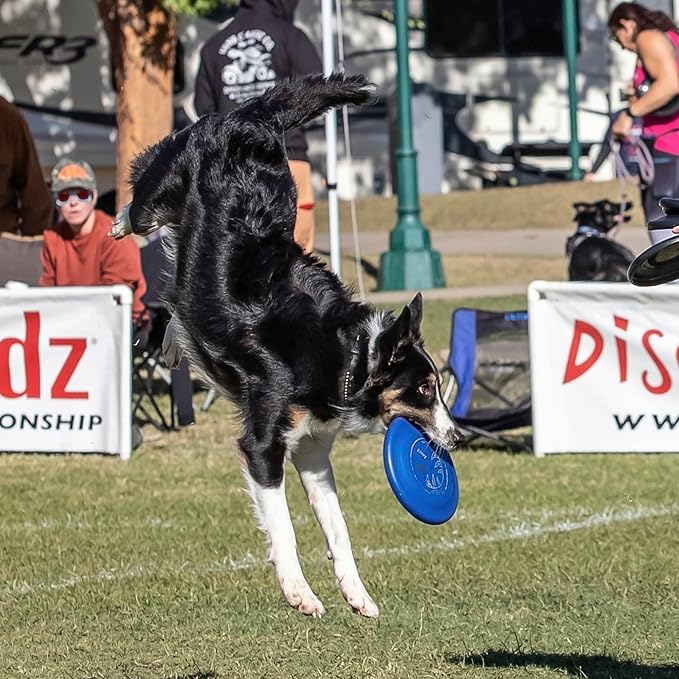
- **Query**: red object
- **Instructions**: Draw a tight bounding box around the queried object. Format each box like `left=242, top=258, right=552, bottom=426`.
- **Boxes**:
left=39, top=209, right=147, bottom=323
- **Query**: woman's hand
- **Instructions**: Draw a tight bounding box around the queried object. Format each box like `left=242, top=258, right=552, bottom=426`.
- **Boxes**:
left=612, top=109, right=633, bottom=138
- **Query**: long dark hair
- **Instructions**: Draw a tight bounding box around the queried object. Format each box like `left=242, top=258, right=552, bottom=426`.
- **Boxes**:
left=608, top=2, right=679, bottom=35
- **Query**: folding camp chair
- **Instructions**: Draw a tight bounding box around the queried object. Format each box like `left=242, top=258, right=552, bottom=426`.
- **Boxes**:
left=0, top=233, right=43, bottom=286
left=443, top=308, right=532, bottom=451
left=132, top=312, right=177, bottom=431
left=132, top=237, right=195, bottom=431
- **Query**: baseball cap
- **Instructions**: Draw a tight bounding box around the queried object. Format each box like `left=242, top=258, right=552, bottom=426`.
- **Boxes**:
left=50, top=159, right=97, bottom=193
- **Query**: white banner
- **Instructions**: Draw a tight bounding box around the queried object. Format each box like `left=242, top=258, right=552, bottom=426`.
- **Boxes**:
left=0, top=286, right=132, bottom=458
left=528, top=281, right=679, bottom=455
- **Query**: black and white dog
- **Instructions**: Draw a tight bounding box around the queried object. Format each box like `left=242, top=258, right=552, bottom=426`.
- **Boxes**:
left=566, top=199, right=635, bottom=282
left=110, top=74, right=463, bottom=618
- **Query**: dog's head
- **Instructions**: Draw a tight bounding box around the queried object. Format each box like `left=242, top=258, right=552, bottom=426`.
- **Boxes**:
left=571, top=199, right=632, bottom=234
left=351, top=294, right=464, bottom=451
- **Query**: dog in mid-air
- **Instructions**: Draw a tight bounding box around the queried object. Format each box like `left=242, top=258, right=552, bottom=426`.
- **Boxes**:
left=566, top=198, right=635, bottom=282
left=110, top=73, right=463, bottom=618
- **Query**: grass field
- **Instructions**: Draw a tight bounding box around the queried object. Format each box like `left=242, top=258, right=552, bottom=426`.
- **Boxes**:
left=315, top=179, right=647, bottom=233
left=336, top=254, right=568, bottom=292
left=2, top=295, right=678, bottom=679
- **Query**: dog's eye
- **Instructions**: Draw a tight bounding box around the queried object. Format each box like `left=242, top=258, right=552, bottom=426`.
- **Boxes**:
left=417, top=383, right=432, bottom=398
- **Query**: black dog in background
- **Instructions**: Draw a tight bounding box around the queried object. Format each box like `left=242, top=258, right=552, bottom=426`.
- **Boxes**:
left=566, top=199, right=635, bottom=281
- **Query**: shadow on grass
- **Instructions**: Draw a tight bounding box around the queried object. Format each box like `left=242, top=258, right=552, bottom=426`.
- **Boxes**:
left=162, top=673, right=217, bottom=679
left=447, top=649, right=679, bottom=678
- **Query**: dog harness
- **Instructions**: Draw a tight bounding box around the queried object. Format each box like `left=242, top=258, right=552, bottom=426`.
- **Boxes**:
left=566, top=224, right=604, bottom=257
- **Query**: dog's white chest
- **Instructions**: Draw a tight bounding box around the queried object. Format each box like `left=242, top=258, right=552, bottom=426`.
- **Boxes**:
left=284, top=413, right=341, bottom=457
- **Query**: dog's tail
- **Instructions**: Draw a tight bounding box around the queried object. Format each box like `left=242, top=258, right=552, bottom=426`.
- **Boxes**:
left=240, top=72, right=376, bottom=131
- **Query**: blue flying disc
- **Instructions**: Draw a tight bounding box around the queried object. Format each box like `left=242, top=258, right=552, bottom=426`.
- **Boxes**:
left=383, top=417, right=459, bottom=525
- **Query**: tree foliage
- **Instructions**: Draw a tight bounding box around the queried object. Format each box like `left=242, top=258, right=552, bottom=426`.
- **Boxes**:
left=161, top=0, right=238, bottom=17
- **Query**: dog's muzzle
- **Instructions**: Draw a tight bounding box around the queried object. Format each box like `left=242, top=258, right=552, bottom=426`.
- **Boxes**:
left=441, top=426, right=466, bottom=451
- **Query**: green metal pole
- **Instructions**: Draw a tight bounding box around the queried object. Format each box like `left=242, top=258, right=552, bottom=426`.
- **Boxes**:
left=562, top=0, right=582, bottom=180
left=378, top=0, right=445, bottom=291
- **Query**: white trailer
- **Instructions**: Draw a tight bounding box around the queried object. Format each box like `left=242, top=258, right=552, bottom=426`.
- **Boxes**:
left=0, top=0, right=676, bottom=197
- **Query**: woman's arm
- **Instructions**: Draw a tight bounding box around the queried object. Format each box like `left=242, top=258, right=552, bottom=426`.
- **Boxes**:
left=632, top=29, right=679, bottom=116
left=613, top=29, right=679, bottom=138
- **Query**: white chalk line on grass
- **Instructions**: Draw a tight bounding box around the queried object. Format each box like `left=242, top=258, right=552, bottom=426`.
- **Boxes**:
left=360, top=503, right=678, bottom=559
left=0, top=504, right=640, bottom=534
left=2, top=503, right=676, bottom=598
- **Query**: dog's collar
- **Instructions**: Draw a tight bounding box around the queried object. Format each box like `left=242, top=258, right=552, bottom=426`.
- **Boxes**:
left=341, top=333, right=367, bottom=405
left=567, top=224, right=604, bottom=256
left=575, top=224, right=603, bottom=238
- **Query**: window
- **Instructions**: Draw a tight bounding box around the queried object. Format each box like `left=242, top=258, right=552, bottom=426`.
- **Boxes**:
left=423, top=0, right=578, bottom=58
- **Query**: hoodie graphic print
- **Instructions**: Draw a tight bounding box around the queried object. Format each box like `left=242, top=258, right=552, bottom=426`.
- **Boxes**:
left=218, top=28, right=277, bottom=104
left=194, top=0, right=322, bottom=161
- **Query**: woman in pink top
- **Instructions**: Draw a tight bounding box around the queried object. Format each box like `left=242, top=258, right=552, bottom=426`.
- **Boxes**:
left=609, top=2, right=679, bottom=243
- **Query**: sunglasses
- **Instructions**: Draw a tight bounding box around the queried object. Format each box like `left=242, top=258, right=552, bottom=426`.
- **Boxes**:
left=55, top=189, right=93, bottom=207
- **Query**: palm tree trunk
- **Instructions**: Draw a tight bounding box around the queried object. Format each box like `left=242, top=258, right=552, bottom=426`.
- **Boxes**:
left=97, top=0, right=177, bottom=211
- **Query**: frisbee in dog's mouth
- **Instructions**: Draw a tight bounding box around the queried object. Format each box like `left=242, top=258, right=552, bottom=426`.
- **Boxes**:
left=383, top=417, right=459, bottom=525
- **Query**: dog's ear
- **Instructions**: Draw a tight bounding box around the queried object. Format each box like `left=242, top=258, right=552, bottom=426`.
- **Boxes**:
left=407, top=292, right=423, bottom=341
left=375, top=294, right=423, bottom=370
left=573, top=202, right=591, bottom=223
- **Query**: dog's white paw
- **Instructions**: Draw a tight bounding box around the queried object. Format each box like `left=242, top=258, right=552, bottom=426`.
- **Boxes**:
left=338, top=578, right=380, bottom=618
left=281, top=579, right=325, bottom=618
left=108, top=203, right=132, bottom=240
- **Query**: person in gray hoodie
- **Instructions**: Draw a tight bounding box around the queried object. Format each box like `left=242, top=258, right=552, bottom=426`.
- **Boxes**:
left=194, top=0, right=322, bottom=252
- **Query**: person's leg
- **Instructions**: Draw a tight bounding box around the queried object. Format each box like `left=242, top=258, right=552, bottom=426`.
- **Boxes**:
left=171, top=356, right=195, bottom=427
left=288, top=159, right=315, bottom=253
left=644, top=151, right=679, bottom=243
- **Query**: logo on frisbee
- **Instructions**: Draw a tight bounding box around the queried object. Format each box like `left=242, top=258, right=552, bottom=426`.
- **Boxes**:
left=409, top=437, right=449, bottom=495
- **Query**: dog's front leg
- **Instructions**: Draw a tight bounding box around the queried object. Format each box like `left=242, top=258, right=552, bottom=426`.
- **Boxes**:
left=291, top=434, right=379, bottom=618
left=243, top=468, right=325, bottom=618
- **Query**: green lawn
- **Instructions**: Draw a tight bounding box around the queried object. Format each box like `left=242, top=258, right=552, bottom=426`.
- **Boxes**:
left=2, top=296, right=678, bottom=678
left=316, top=179, right=646, bottom=233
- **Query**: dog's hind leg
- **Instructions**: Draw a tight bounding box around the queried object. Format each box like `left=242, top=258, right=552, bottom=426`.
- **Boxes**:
left=242, top=442, right=325, bottom=618
left=291, top=433, right=380, bottom=618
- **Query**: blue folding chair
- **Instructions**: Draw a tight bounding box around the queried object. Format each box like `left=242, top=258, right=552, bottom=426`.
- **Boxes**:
left=443, top=308, right=532, bottom=451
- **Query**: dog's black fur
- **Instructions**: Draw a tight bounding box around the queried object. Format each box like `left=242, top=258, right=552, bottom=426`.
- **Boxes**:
left=566, top=199, right=635, bottom=282
left=111, top=74, right=462, bottom=617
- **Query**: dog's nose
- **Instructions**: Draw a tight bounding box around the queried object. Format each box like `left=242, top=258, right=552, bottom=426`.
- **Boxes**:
left=445, top=426, right=466, bottom=451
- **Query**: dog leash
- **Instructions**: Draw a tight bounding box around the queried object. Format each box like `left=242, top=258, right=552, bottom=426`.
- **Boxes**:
left=611, top=131, right=654, bottom=226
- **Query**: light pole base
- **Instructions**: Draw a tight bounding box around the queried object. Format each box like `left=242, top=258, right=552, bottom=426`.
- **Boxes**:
left=378, top=248, right=446, bottom=291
